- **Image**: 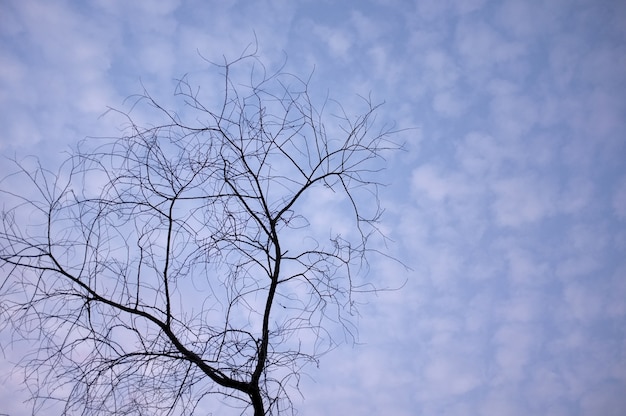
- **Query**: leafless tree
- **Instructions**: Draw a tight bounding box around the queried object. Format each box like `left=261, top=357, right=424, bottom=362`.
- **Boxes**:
left=0, top=50, right=401, bottom=415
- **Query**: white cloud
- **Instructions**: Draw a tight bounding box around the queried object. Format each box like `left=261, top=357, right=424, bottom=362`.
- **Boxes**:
left=349, top=10, right=386, bottom=42
left=455, top=131, right=510, bottom=177
left=423, top=49, right=460, bottom=89
left=432, top=89, right=467, bottom=117
left=524, top=368, right=569, bottom=412
left=94, top=0, right=181, bottom=16
left=411, top=164, right=472, bottom=202
left=0, top=2, right=121, bottom=152
left=563, top=282, right=604, bottom=321
left=413, top=0, right=487, bottom=22
left=492, top=323, right=537, bottom=381
left=503, top=246, right=550, bottom=286
left=493, top=0, right=563, bottom=39
left=2, top=1, right=626, bottom=415
left=478, top=387, right=530, bottom=416
left=421, top=354, right=482, bottom=397
left=490, top=175, right=557, bottom=227
left=557, top=175, right=593, bottom=214
left=312, top=25, right=353, bottom=59
left=580, top=382, right=626, bottom=416
left=450, top=0, right=487, bottom=15
left=455, top=18, right=526, bottom=70
left=488, top=88, right=539, bottom=140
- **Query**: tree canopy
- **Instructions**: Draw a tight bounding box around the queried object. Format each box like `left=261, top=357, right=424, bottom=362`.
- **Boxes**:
left=0, top=50, right=401, bottom=415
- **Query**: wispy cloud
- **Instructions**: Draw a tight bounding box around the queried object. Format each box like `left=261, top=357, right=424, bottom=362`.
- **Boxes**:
left=1, top=0, right=625, bottom=414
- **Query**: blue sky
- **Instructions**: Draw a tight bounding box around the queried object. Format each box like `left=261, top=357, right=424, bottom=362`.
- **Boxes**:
left=1, top=0, right=626, bottom=415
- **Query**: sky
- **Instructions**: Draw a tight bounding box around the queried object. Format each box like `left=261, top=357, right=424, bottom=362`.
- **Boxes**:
left=1, top=0, right=626, bottom=415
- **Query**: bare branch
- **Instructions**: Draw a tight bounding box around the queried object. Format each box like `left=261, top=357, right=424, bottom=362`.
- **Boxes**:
left=0, top=51, right=403, bottom=416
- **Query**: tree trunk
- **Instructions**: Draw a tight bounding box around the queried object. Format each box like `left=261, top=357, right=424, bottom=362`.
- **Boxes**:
left=250, top=389, right=265, bottom=416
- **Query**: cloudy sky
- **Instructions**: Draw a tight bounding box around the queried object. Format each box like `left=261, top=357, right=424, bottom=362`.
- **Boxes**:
left=1, top=0, right=626, bottom=415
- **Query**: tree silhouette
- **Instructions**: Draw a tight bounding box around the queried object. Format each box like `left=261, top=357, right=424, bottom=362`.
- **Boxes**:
left=0, top=50, right=401, bottom=415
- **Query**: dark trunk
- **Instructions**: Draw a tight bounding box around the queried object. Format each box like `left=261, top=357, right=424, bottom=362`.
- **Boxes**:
left=250, top=388, right=265, bottom=416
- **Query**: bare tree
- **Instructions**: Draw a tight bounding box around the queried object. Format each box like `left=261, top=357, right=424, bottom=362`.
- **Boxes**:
left=0, top=50, right=401, bottom=415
